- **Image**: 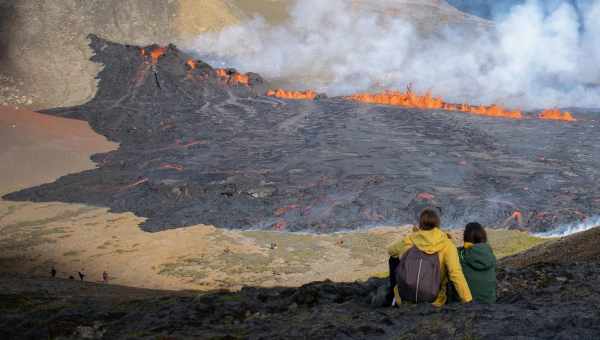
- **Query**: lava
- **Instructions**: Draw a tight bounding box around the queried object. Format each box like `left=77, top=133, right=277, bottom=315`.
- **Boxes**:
left=416, top=192, right=435, bottom=201
left=8, top=36, right=598, bottom=233
left=186, top=59, right=197, bottom=70
left=146, top=139, right=207, bottom=153
left=347, top=90, right=523, bottom=119
left=274, top=220, right=287, bottom=231
left=216, top=68, right=249, bottom=86
left=139, top=47, right=168, bottom=65
left=160, top=163, right=185, bottom=172
left=539, top=109, right=576, bottom=122
left=502, top=210, right=524, bottom=228
left=275, top=204, right=300, bottom=216
left=267, top=89, right=318, bottom=100
left=120, top=177, right=149, bottom=192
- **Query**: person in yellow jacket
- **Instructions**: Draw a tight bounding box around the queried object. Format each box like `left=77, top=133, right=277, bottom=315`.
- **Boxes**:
left=387, top=208, right=473, bottom=307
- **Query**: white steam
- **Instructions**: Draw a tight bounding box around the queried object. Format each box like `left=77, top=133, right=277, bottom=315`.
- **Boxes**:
left=186, top=0, right=600, bottom=109
left=535, top=215, right=600, bottom=238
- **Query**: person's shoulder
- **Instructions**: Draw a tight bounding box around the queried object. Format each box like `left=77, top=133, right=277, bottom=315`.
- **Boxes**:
left=437, top=237, right=457, bottom=255
left=442, top=235, right=456, bottom=246
left=474, top=242, right=495, bottom=254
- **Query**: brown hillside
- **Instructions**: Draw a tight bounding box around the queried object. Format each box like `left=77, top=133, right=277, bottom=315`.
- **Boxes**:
left=501, top=227, right=600, bottom=268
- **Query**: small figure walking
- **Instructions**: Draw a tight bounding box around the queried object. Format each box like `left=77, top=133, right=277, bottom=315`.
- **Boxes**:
left=78, top=270, right=85, bottom=281
left=50, top=266, right=57, bottom=278
left=102, top=271, right=109, bottom=283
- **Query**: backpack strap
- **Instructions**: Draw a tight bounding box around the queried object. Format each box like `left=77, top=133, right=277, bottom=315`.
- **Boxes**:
left=393, top=285, right=402, bottom=306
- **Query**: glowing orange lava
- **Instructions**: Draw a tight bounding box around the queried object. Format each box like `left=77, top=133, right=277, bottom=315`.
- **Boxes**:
left=347, top=90, right=523, bottom=119
left=539, top=109, right=576, bottom=122
left=160, top=163, right=185, bottom=172
left=139, top=47, right=168, bottom=65
left=267, top=89, right=318, bottom=100
left=186, top=59, right=197, bottom=70
left=150, top=47, right=167, bottom=65
left=215, top=68, right=250, bottom=86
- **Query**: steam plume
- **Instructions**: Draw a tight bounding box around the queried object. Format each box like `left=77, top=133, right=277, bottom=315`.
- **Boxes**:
left=187, top=0, right=600, bottom=109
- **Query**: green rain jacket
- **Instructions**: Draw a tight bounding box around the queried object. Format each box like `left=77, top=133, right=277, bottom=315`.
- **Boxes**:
left=459, top=242, right=497, bottom=304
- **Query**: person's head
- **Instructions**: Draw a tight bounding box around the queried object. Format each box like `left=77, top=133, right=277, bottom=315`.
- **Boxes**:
left=464, top=222, right=488, bottom=244
left=418, top=208, right=441, bottom=230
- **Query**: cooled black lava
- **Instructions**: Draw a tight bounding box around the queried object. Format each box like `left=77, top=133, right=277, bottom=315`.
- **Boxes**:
left=4, top=35, right=599, bottom=232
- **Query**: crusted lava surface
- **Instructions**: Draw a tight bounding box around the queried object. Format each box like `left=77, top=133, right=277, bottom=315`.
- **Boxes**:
left=4, top=35, right=599, bottom=232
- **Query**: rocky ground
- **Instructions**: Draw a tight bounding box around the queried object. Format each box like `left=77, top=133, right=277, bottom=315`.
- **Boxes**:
left=0, top=74, right=33, bottom=108
left=1, top=228, right=599, bottom=339
left=501, top=225, right=600, bottom=268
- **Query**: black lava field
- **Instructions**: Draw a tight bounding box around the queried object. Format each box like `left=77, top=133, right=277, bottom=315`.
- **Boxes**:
left=4, top=35, right=599, bottom=233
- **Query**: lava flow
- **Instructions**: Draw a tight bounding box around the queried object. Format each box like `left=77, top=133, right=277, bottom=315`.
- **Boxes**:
left=139, top=47, right=168, bottom=65
left=267, top=89, right=318, bottom=100
left=216, top=68, right=249, bottom=86
left=539, top=109, right=576, bottom=122
left=186, top=59, right=197, bottom=70
left=347, top=90, right=523, bottom=119
left=160, top=163, right=185, bottom=172
left=6, top=36, right=598, bottom=233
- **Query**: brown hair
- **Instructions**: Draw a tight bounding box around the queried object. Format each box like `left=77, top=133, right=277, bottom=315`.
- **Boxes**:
left=464, top=222, right=488, bottom=244
left=419, top=208, right=441, bottom=230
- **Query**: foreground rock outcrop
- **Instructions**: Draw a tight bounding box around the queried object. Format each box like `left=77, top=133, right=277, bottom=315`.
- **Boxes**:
left=2, top=229, right=600, bottom=339
left=501, top=226, right=600, bottom=268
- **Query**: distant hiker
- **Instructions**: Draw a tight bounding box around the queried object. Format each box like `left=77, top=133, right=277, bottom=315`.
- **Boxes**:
left=102, top=271, right=109, bottom=283
left=387, top=208, right=472, bottom=306
left=50, top=266, right=57, bottom=278
left=458, top=222, right=497, bottom=304
left=78, top=270, right=86, bottom=281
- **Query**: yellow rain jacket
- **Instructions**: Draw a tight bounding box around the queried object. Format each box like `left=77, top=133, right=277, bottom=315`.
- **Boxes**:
left=388, top=228, right=473, bottom=306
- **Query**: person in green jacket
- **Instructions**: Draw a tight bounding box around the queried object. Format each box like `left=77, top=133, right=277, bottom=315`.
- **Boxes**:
left=459, top=222, right=497, bottom=303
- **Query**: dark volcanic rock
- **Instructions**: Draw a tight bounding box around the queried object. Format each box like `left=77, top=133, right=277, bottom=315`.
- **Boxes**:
left=4, top=35, right=600, bottom=232
left=2, top=260, right=600, bottom=339
left=501, top=226, right=600, bottom=268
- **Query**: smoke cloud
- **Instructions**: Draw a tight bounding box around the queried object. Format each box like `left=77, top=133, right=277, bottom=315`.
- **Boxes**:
left=186, top=0, right=600, bottom=109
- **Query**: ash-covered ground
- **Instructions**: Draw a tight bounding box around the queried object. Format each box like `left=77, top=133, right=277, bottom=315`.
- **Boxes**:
left=4, top=35, right=599, bottom=233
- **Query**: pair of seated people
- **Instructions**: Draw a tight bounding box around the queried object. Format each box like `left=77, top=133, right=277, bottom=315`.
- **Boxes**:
left=387, top=208, right=497, bottom=306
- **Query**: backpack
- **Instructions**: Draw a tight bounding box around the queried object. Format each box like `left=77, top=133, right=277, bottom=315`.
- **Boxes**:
left=395, top=246, right=441, bottom=303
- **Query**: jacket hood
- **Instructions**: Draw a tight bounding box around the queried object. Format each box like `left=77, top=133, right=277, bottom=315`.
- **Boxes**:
left=461, top=243, right=496, bottom=271
left=409, top=228, right=449, bottom=254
